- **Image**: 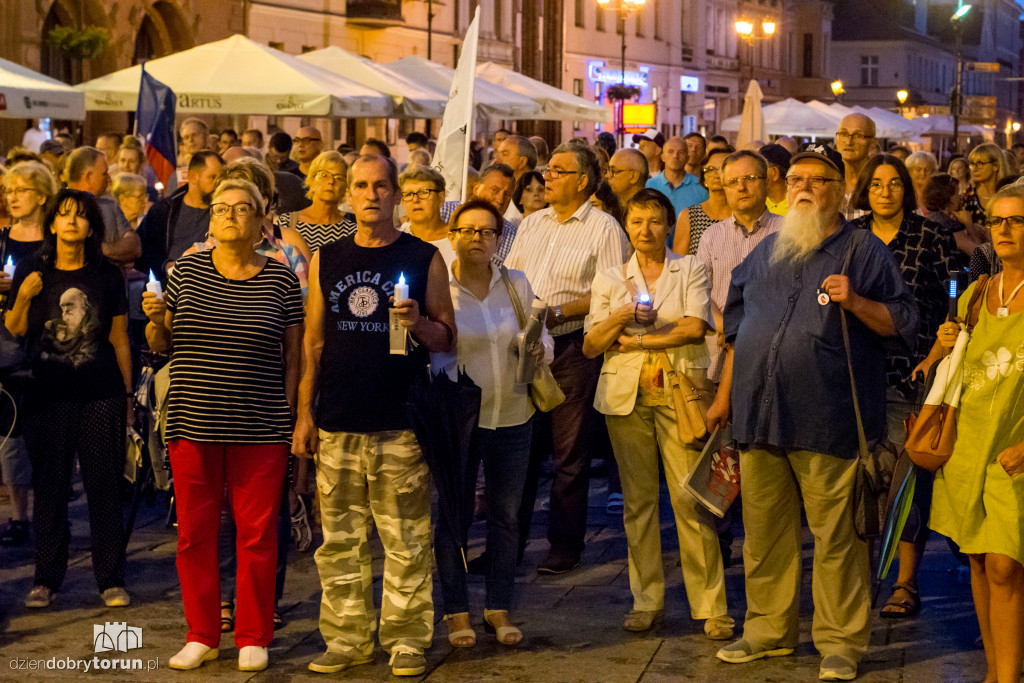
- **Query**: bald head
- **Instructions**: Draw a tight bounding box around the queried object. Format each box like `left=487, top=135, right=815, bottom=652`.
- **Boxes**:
left=662, top=137, right=688, bottom=175
left=608, top=148, right=649, bottom=202
left=222, top=146, right=258, bottom=164
left=836, top=114, right=877, bottom=169
left=294, top=126, right=323, bottom=164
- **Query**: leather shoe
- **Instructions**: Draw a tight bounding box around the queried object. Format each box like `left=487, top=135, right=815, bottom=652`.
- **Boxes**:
left=537, top=552, right=580, bottom=575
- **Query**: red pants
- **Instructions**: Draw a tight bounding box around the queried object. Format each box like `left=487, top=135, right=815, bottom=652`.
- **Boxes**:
left=169, top=439, right=288, bottom=648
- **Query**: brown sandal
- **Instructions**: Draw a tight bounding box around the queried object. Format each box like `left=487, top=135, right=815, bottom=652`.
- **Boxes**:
left=220, top=602, right=234, bottom=632
left=880, top=583, right=920, bottom=619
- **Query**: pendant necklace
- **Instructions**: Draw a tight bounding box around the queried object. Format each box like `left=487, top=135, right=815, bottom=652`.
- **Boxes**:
left=997, top=273, right=1024, bottom=318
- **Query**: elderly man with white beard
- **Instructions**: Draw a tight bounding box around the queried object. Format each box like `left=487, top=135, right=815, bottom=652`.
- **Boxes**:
left=706, top=145, right=918, bottom=682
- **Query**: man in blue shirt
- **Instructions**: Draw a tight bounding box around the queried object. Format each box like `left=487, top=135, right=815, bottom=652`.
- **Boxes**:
left=707, top=145, right=918, bottom=682
left=646, top=136, right=709, bottom=245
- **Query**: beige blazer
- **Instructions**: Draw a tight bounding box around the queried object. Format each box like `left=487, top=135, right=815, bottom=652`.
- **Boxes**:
left=585, top=251, right=712, bottom=416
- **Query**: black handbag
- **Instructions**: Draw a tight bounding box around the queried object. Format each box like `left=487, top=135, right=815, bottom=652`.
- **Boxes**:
left=839, top=232, right=897, bottom=541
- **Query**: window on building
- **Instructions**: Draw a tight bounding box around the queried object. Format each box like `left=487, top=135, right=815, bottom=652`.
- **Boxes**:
left=269, top=41, right=284, bottom=51
left=802, top=33, right=813, bottom=78
left=860, top=55, right=878, bottom=87
left=654, top=0, right=662, bottom=40
left=573, top=78, right=584, bottom=96
left=495, top=0, right=504, bottom=38
left=636, top=6, right=644, bottom=37
left=575, top=0, right=585, bottom=28
left=617, top=15, right=624, bottom=35
left=597, top=4, right=606, bottom=31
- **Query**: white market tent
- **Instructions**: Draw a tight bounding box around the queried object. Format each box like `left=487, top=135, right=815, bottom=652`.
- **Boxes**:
left=476, top=61, right=612, bottom=122
left=298, top=47, right=448, bottom=119
left=76, top=34, right=393, bottom=117
left=806, top=99, right=849, bottom=125
left=386, top=56, right=541, bottom=120
left=851, top=105, right=923, bottom=139
left=721, top=98, right=839, bottom=137
left=0, top=56, right=84, bottom=119
left=913, top=114, right=991, bottom=138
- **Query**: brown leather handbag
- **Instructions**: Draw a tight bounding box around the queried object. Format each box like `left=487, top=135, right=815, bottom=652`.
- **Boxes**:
left=904, top=275, right=988, bottom=471
left=656, top=351, right=714, bottom=445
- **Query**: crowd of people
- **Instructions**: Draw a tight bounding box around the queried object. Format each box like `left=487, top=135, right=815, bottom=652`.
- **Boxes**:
left=1, top=112, right=1022, bottom=682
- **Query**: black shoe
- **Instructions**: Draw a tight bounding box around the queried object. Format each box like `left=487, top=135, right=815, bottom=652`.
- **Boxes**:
left=537, top=552, right=580, bottom=575
left=466, top=553, right=489, bottom=575
left=0, top=519, right=29, bottom=546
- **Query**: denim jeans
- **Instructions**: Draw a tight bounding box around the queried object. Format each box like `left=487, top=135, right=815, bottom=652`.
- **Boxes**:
left=435, top=419, right=533, bottom=613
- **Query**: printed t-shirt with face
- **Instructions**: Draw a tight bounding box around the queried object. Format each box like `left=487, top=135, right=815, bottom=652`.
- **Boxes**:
left=10, top=256, right=127, bottom=401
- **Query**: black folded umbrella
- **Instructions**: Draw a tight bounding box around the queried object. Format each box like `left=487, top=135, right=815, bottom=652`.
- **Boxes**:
left=405, top=367, right=481, bottom=571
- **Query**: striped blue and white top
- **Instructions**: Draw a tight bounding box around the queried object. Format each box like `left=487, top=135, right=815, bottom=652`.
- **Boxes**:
left=164, top=251, right=304, bottom=445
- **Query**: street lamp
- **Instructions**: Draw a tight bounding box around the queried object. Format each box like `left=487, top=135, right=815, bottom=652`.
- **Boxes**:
left=735, top=19, right=777, bottom=42
left=951, top=4, right=973, bottom=155
left=831, top=79, right=845, bottom=102
left=597, top=0, right=647, bottom=147
left=896, top=89, right=909, bottom=116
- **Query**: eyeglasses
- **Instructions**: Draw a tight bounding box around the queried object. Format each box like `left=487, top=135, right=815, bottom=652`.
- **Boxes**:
left=785, top=175, right=841, bottom=189
left=2, top=186, right=36, bottom=198
left=210, top=202, right=256, bottom=218
left=293, top=137, right=321, bottom=144
left=401, top=189, right=440, bottom=201
left=450, top=227, right=499, bottom=239
left=868, top=179, right=905, bottom=194
left=606, top=167, right=629, bottom=177
left=702, top=166, right=721, bottom=175
left=542, top=167, right=580, bottom=179
left=722, top=174, right=766, bottom=188
left=968, top=159, right=995, bottom=168
left=314, top=171, right=345, bottom=184
left=835, top=131, right=873, bottom=143
left=984, top=215, right=1024, bottom=230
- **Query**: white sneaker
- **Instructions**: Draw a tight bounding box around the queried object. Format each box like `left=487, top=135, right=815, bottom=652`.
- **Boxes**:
left=169, top=642, right=218, bottom=670
left=238, top=645, right=268, bottom=672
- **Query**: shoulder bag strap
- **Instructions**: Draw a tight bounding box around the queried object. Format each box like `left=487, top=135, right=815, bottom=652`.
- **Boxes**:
left=964, top=274, right=990, bottom=332
left=499, top=266, right=527, bottom=329
left=838, top=230, right=871, bottom=459
left=288, top=211, right=299, bottom=232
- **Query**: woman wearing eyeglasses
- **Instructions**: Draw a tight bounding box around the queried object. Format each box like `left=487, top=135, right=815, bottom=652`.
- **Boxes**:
left=398, top=166, right=455, bottom=268
left=672, top=147, right=735, bottom=256
left=274, top=151, right=356, bottom=252
left=918, top=185, right=1024, bottom=683
left=849, top=154, right=960, bottom=620
left=963, top=143, right=1016, bottom=232
left=143, top=179, right=304, bottom=672
left=432, top=199, right=552, bottom=648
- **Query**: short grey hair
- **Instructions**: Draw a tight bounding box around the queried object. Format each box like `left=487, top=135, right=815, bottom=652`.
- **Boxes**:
left=111, top=173, right=147, bottom=197
left=904, top=151, right=938, bottom=172
left=180, top=117, right=208, bottom=135
left=211, top=178, right=266, bottom=219
left=721, top=150, right=768, bottom=179
left=550, top=143, right=600, bottom=197
left=989, top=182, right=1024, bottom=212
left=4, top=160, right=58, bottom=200
left=65, top=146, right=105, bottom=183
left=399, top=165, right=445, bottom=192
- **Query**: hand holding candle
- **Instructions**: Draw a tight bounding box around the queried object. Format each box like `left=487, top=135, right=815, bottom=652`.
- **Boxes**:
left=3, top=256, right=15, bottom=279
left=0, top=256, right=14, bottom=295
left=146, top=269, right=163, bottom=300
left=389, top=272, right=411, bottom=355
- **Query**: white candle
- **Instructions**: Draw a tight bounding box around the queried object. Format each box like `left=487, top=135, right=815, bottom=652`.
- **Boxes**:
left=393, top=272, right=409, bottom=303
left=3, top=256, right=14, bottom=279
left=638, top=292, right=650, bottom=304
left=146, top=269, right=163, bottom=299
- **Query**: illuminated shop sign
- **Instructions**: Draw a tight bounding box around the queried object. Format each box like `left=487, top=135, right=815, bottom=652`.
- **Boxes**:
left=680, top=76, right=700, bottom=93
left=587, top=60, right=650, bottom=89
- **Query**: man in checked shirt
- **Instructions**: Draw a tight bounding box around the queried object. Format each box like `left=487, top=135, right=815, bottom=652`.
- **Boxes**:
left=504, top=144, right=630, bottom=574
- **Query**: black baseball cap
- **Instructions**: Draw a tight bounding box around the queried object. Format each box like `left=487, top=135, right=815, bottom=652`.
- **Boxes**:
left=790, top=143, right=845, bottom=179
left=758, top=143, right=791, bottom=173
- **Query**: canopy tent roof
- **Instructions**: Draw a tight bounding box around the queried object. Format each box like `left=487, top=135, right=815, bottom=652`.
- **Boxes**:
left=0, top=56, right=85, bottom=120
left=721, top=98, right=839, bottom=137
left=476, top=62, right=612, bottom=122
left=76, top=34, right=393, bottom=117
left=298, top=47, right=448, bottom=119
left=850, top=105, right=925, bottom=139
left=912, top=114, right=991, bottom=137
left=806, top=100, right=851, bottom=125
left=385, top=56, right=540, bottom=120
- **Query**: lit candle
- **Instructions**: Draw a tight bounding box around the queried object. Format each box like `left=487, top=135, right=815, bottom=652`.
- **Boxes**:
left=146, top=269, right=163, bottom=299
left=394, top=272, right=409, bottom=304
left=3, top=256, right=14, bottom=279
left=638, top=292, right=650, bottom=304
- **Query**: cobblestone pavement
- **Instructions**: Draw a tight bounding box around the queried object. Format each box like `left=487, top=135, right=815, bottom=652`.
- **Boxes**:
left=0, top=473, right=985, bottom=681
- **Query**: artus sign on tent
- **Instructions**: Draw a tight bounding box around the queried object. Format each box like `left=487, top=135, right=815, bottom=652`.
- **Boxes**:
left=76, top=34, right=392, bottom=117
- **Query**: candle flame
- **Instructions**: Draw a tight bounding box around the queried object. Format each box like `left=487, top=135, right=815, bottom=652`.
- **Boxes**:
left=149, top=269, right=157, bottom=283
left=398, top=272, right=406, bottom=285
left=639, top=293, right=650, bottom=303
left=5, top=256, right=12, bottom=267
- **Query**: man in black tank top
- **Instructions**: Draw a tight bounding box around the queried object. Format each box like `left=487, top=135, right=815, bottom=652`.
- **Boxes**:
left=293, top=156, right=456, bottom=677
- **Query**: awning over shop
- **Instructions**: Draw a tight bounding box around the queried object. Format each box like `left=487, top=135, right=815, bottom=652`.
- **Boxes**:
left=298, top=47, right=448, bottom=119
left=0, top=56, right=85, bottom=120
left=76, top=34, right=393, bottom=117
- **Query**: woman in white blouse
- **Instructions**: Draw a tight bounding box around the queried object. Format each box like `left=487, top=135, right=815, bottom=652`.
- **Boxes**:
left=583, top=188, right=732, bottom=639
left=434, top=199, right=553, bottom=649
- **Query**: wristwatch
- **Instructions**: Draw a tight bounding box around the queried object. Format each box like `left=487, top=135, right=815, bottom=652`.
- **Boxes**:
left=553, top=305, right=566, bottom=325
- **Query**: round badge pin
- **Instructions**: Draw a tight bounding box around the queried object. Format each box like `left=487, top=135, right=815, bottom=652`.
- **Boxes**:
left=816, top=288, right=831, bottom=306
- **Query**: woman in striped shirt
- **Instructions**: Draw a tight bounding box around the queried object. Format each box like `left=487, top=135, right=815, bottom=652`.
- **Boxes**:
left=143, top=179, right=304, bottom=673
left=273, top=151, right=356, bottom=251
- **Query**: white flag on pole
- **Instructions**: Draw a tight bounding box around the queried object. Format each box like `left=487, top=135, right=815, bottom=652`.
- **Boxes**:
left=432, top=7, right=480, bottom=202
